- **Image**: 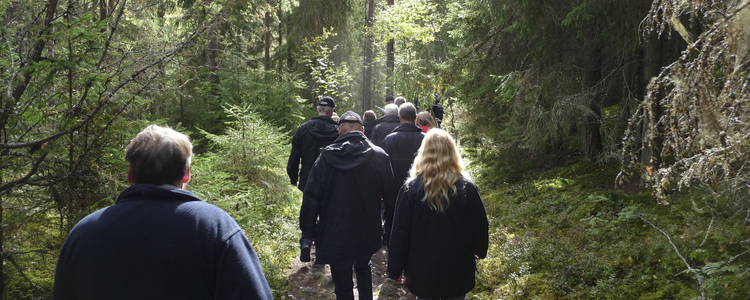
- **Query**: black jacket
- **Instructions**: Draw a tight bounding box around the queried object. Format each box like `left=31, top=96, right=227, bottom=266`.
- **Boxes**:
left=431, top=103, right=444, bottom=127
left=380, top=123, right=424, bottom=207
left=388, top=176, right=489, bottom=299
left=54, top=184, right=272, bottom=300
left=287, top=115, right=339, bottom=191
left=364, top=121, right=377, bottom=140
left=370, top=114, right=400, bottom=146
left=299, top=131, right=393, bottom=263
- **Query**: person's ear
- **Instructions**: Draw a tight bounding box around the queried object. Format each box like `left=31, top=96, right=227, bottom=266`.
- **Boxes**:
left=182, top=167, right=191, bottom=184
left=127, top=166, right=135, bottom=185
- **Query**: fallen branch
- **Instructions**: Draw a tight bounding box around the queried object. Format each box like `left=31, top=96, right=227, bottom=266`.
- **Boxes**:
left=636, top=214, right=706, bottom=299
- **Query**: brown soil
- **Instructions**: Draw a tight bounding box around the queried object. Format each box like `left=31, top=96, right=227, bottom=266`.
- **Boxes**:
left=282, top=246, right=417, bottom=300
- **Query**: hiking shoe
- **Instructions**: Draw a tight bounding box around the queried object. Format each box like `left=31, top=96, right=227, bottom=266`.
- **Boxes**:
left=300, top=238, right=312, bottom=262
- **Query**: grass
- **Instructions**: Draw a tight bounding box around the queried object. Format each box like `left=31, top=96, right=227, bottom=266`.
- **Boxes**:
left=464, top=144, right=750, bottom=299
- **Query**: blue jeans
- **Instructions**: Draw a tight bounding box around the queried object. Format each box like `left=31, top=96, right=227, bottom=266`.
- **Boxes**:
left=416, top=296, right=465, bottom=300
left=329, top=256, right=373, bottom=300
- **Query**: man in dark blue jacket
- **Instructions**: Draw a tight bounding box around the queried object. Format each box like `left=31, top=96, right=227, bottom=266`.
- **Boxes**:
left=287, top=96, right=339, bottom=191
left=370, top=103, right=400, bottom=146
left=53, top=125, right=272, bottom=300
left=299, top=111, right=393, bottom=300
left=380, top=103, right=424, bottom=246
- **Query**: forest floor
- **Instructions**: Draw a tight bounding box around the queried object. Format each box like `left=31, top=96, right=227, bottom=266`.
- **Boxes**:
left=282, top=245, right=417, bottom=300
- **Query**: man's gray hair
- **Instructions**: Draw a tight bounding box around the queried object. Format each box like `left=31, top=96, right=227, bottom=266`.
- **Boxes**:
left=384, top=104, right=399, bottom=115
left=394, top=97, right=406, bottom=107
left=125, top=125, right=192, bottom=186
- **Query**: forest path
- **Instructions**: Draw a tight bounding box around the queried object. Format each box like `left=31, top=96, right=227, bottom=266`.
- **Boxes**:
left=283, top=246, right=417, bottom=300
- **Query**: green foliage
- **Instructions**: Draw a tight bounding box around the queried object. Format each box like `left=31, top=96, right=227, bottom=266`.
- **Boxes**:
left=193, top=105, right=299, bottom=297
left=298, top=28, right=354, bottom=106
left=373, top=0, right=445, bottom=44
left=464, top=143, right=750, bottom=299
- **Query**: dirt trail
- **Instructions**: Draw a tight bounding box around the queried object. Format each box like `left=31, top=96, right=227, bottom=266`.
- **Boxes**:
left=283, top=246, right=417, bottom=300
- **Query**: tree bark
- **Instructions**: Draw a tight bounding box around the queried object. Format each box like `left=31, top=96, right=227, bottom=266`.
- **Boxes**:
left=286, top=14, right=293, bottom=70
left=385, top=0, right=394, bottom=97
left=640, top=30, right=664, bottom=185
left=362, top=0, right=374, bottom=110
left=264, top=0, right=271, bottom=72
left=581, top=39, right=603, bottom=161
left=206, top=2, right=220, bottom=100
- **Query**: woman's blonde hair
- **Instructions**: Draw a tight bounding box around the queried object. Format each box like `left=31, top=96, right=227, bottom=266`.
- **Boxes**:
left=407, top=129, right=465, bottom=212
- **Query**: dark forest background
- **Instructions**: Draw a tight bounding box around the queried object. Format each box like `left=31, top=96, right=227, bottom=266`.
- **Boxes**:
left=2, top=0, right=750, bottom=298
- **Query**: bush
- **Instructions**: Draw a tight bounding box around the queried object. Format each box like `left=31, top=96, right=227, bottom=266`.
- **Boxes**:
left=191, top=105, right=300, bottom=297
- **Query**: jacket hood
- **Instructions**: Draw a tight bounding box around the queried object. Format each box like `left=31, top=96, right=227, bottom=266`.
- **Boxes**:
left=115, top=184, right=202, bottom=204
left=307, top=115, right=339, bottom=139
left=320, top=131, right=375, bottom=171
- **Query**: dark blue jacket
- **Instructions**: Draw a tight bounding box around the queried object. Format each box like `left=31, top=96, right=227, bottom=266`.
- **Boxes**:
left=380, top=123, right=424, bottom=207
left=370, top=114, right=400, bottom=146
left=287, top=115, right=339, bottom=191
left=53, top=184, right=272, bottom=300
left=388, top=176, right=489, bottom=299
left=300, top=131, right=393, bottom=264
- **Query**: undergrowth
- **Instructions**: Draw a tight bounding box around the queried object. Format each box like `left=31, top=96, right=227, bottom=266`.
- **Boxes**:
left=191, top=105, right=299, bottom=298
left=464, top=145, right=750, bottom=299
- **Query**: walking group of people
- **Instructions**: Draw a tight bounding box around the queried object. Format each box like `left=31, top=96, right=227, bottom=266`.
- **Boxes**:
left=289, top=95, right=489, bottom=300
left=50, top=94, right=486, bottom=300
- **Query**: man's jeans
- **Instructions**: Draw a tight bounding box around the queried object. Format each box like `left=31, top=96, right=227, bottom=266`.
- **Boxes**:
left=329, top=256, right=373, bottom=300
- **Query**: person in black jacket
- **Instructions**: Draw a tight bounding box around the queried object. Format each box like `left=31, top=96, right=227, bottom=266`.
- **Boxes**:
left=371, top=103, right=400, bottom=146
left=431, top=94, right=444, bottom=128
left=380, top=103, right=424, bottom=246
left=287, top=96, right=339, bottom=191
left=53, top=125, right=272, bottom=300
left=299, top=111, right=394, bottom=300
left=363, top=109, right=377, bottom=140
left=388, top=129, right=489, bottom=300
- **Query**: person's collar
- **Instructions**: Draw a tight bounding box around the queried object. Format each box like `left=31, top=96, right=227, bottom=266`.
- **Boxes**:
left=158, top=184, right=180, bottom=190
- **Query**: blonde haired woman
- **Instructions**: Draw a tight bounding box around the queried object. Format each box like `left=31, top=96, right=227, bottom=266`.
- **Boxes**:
left=387, top=129, right=489, bottom=300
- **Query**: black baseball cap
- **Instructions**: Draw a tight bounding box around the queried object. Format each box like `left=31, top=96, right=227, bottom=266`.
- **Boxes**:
left=319, top=96, right=335, bottom=108
left=338, top=111, right=364, bottom=125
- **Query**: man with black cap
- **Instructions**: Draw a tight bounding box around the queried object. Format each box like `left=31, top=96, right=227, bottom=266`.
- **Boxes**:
left=287, top=96, right=339, bottom=192
left=299, top=111, right=393, bottom=300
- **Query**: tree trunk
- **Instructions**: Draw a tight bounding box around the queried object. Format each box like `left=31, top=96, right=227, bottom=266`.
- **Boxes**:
left=206, top=21, right=219, bottom=100
left=264, top=0, right=271, bottom=72
left=581, top=39, right=603, bottom=161
left=286, top=14, right=293, bottom=70
left=362, top=0, right=374, bottom=110
left=277, top=1, right=283, bottom=72
left=385, top=0, right=394, bottom=96
left=640, top=30, right=664, bottom=185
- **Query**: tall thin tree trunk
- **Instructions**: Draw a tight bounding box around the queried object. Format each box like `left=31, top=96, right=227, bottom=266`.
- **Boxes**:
left=277, top=1, right=283, bottom=72
left=264, top=0, right=271, bottom=72
left=385, top=0, right=394, bottom=97
left=640, top=30, right=664, bottom=185
left=581, top=38, right=603, bottom=161
left=286, top=14, right=293, bottom=70
left=362, top=0, right=374, bottom=110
